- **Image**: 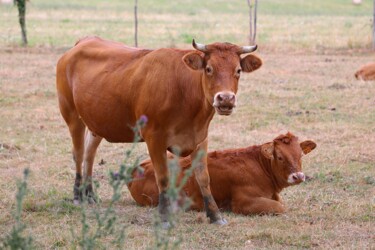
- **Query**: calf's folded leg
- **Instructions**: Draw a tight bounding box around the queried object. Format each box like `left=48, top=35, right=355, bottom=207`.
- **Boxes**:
left=232, top=197, right=286, bottom=215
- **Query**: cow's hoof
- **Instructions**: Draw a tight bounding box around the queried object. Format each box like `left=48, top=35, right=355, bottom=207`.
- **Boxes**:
left=212, top=218, right=228, bottom=225
left=161, top=221, right=171, bottom=230
left=85, top=184, right=97, bottom=204
left=73, top=199, right=81, bottom=206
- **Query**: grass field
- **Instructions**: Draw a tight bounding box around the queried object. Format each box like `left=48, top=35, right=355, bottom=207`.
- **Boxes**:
left=0, top=0, right=373, bottom=49
left=1, top=0, right=374, bottom=249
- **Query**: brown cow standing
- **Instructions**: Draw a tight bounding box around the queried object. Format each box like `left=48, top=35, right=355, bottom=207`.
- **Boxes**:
left=128, top=133, right=317, bottom=215
left=355, top=62, right=375, bottom=81
left=56, top=37, right=262, bottom=225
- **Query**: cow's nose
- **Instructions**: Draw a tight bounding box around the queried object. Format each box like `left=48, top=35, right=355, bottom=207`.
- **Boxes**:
left=297, top=172, right=305, bottom=181
left=214, top=92, right=236, bottom=106
left=217, top=93, right=235, bottom=103
left=288, top=172, right=305, bottom=184
left=292, top=172, right=305, bottom=182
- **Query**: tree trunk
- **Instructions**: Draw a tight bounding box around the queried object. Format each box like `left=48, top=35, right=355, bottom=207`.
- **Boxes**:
left=14, top=0, right=27, bottom=46
left=373, top=0, right=375, bottom=49
left=134, top=0, right=138, bottom=47
left=253, top=0, right=257, bottom=45
left=247, top=0, right=253, bottom=45
left=247, top=0, right=258, bottom=45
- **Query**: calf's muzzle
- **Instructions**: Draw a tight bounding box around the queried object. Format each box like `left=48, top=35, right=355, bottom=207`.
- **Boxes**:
left=288, top=172, right=305, bottom=185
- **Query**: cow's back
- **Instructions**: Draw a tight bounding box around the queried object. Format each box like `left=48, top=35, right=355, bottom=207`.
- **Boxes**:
left=57, top=37, right=152, bottom=141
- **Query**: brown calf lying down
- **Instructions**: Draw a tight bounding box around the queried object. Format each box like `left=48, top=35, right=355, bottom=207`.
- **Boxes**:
left=128, top=133, right=317, bottom=215
left=355, top=62, right=375, bottom=81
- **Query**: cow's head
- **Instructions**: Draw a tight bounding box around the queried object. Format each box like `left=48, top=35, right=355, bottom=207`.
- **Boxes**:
left=261, top=133, right=317, bottom=187
left=182, top=40, right=262, bottom=115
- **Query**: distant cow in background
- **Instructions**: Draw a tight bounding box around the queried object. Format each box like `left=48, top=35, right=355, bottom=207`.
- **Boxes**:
left=128, top=132, right=317, bottom=215
left=355, top=62, right=375, bottom=81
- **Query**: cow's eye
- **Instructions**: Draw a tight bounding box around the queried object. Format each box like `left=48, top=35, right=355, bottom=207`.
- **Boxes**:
left=234, top=68, right=242, bottom=78
left=277, top=156, right=283, bottom=161
left=206, top=66, right=213, bottom=74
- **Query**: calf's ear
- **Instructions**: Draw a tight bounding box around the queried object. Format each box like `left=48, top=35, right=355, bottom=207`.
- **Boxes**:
left=241, top=54, right=262, bottom=73
left=261, top=142, right=274, bottom=159
left=182, top=52, right=204, bottom=71
left=300, top=140, right=317, bottom=154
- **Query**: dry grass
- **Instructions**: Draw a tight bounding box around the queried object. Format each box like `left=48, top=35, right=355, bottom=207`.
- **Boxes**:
left=1, top=47, right=374, bottom=249
left=1, top=0, right=375, bottom=249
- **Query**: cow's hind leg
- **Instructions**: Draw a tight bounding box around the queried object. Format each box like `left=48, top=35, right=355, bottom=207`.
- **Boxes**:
left=58, top=99, right=100, bottom=204
left=57, top=73, right=86, bottom=204
left=82, top=130, right=103, bottom=203
left=65, top=114, right=86, bottom=205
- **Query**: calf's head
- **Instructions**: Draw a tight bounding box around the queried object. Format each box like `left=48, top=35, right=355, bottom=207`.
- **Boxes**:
left=182, top=40, right=262, bottom=115
left=261, top=133, right=317, bottom=186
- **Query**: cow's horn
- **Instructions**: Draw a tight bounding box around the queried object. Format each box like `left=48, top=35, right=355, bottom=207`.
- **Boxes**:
left=192, top=39, right=208, bottom=52
left=239, top=45, right=257, bottom=54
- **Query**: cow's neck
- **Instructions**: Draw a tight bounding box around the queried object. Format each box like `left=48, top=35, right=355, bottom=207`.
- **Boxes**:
left=203, top=99, right=215, bottom=120
left=165, top=73, right=215, bottom=155
left=257, top=149, right=285, bottom=193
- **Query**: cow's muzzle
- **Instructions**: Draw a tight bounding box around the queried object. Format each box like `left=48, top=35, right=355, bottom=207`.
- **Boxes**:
left=213, top=92, right=236, bottom=116
left=287, top=172, right=305, bottom=185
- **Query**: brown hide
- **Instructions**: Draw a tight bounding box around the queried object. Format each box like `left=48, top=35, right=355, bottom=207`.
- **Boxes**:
left=355, top=62, right=375, bottom=81
left=128, top=133, right=317, bottom=215
left=56, top=36, right=262, bottom=223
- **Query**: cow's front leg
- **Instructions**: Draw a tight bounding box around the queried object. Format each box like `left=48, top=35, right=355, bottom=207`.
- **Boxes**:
left=146, top=137, right=170, bottom=227
left=82, top=130, right=103, bottom=204
left=192, top=138, right=226, bottom=225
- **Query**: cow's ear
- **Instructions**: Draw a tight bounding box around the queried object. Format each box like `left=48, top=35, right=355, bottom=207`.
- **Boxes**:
left=240, top=54, right=262, bottom=73
left=300, top=140, right=317, bottom=155
left=183, top=52, right=204, bottom=71
left=261, top=142, right=274, bottom=159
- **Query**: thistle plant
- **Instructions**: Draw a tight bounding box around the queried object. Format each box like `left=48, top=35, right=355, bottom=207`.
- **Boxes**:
left=1, top=168, right=33, bottom=250
left=76, top=116, right=147, bottom=249
left=152, top=149, right=204, bottom=249
left=72, top=114, right=203, bottom=249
